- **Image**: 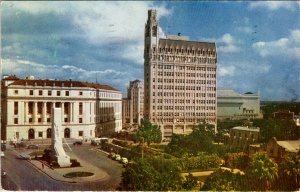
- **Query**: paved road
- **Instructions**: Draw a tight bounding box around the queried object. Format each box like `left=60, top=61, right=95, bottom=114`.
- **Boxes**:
left=1, top=144, right=123, bottom=191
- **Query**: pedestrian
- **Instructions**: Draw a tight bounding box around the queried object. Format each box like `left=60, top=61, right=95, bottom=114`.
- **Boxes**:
left=42, top=163, right=44, bottom=169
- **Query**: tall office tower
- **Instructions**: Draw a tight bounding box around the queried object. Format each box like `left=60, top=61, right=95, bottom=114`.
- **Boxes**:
left=144, top=10, right=217, bottom=138
left=122, top=80, right=144, bottom=128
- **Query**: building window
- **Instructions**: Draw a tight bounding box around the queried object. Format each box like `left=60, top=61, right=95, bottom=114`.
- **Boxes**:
left=79, top=131, right=83, bottom=137
left=79, top=103, right=83, bottom=115
left=64, top=118, right=68, bottom=122
left=30, top=90, right=34, bottom=95
left=39, top=132, right=43, bottom=137
left=38, top=118, right=42, bottom=123
left=39, top=90, right=43, bottom=96
left=57, top=91, right=61, bottom=96
left=66, top=91, right=69, bottom=96
left=14, top=102, right=18, bottom=115
left=14, top=90, right=18, bottom=95
left=79, top=91, right=83, bottom=96
left=48, top=90, right=52, bottom=96
left=14, top=118, right=18, bottom=124
left=29, top=118, right=33, bottom=123
left=47, top=118, right=51, bottom=123
left=16, top=132, right=19, bottom=139
left=79, top=118, right=83, bottom=123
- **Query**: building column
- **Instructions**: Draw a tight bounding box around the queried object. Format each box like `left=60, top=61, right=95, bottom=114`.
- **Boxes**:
left=33, top=102, right=38, bottom=123
left=24, top=102, right=28, bottom=123
left=61, top=102, right=64, bottom=123
left=42, top=102, right=47, bottom=123
left=70, top=102, right=74, bottom=123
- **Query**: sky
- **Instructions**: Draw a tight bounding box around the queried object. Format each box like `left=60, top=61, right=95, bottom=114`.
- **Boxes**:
left=2, top=1, right=300, bottom=101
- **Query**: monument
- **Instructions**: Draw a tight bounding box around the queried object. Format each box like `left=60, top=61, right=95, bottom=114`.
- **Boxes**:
left=50, top=108, right=72, bottom=167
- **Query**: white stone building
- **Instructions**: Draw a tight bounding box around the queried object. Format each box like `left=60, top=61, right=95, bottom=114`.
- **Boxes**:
left=217, top=89, right=262, bottom=120
left=144, top=10, right=217, bottom=138
left=1, top=75, right=122, bottom=141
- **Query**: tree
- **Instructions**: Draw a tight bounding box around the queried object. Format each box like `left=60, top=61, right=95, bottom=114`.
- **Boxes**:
left=275, top=154, right=300, bottom=190
left=134, top=119, right=162, bottom=145
left=246, top=153, right=278, bottom=190
left=121, top=156, right=183, bottom=191
left=201, top=168, right=245, bottom=191
left=182, top=173, right=198, bottom=190
left=253, top=119, right=298, bottom=142
left=121, top=159, right=159, bottom=191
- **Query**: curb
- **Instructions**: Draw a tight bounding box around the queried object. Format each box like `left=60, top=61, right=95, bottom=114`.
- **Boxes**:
left=27, top=160, right=77, bottom=184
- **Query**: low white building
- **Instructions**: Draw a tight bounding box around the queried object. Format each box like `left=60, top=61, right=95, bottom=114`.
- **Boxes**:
left=217, top=89, right=262, bottom=120
left=1, top=75, right=122, bottom=141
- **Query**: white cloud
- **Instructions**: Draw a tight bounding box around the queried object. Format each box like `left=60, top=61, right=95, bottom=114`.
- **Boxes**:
left=2, top=59, right=130, bottom=88
left=252, top=29, right=300, bottom=60
left=248, top=1, right=299, bottom=11
left=217, top=33, right=240, bottom=53
left=3, top=1, right=171, bottom=65
left=218, top=65, right=235, bottom=77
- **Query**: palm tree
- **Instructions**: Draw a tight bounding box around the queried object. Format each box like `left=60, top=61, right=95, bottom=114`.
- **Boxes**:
left=246, top=153, right=278, bottom=190
left=278, top=154, right=300, bottom=190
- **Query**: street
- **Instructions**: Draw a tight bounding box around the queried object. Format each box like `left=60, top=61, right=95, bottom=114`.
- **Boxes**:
left=1, top=144, right=123, bottom=191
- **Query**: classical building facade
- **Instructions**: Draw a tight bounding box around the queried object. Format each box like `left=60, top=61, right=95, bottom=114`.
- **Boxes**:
left=144, top=10, right=217, bottom=138
left=122, top=80, right=144, bottom=128
left=224, top=126, right=260, bottom=149
left=1, top=75, right=122, bottom=141
left=217, top=89, right=262, bottom=120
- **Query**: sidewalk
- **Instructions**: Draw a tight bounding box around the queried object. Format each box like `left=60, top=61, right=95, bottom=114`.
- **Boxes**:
left=28, top=151, right=110, bottom=183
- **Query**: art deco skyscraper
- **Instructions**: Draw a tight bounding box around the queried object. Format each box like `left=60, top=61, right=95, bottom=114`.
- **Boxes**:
left=144, top=10, right=217, bottom=138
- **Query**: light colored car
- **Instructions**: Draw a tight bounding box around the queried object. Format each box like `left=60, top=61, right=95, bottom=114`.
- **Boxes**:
left=0, top=151, right=4, bottom=158
left=115, top=154, right=121, bottom=161
left=91, top=138, right=101, bottom=145
left=17, top=153, right=31, bottom=160
left=121, top=157, right=128, bottom=164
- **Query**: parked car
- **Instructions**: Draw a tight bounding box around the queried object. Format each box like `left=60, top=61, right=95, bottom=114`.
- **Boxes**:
left=108, top=152, right=116, bottom=158
left=17, top=153, right=32, bottom=160
left=0, top=151, right=4, bottom=158
left=121, top=157, right=128, bottom=164
left=91, top=138, right=101, bottom=146
left=27, top=144, right=39, bottom=149
left=115, top=154, right=121, bottom=161
left=73, top=141, right=83, bottom=146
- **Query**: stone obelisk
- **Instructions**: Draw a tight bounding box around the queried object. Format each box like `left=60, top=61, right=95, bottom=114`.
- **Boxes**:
left=51, top=108, right=71, bottom=167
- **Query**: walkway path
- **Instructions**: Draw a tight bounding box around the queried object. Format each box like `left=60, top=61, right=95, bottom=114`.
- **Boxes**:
left=28, top=151, right=110, bottom=183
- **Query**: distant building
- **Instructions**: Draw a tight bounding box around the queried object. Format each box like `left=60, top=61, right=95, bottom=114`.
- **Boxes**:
left=273, top=110, right=294, bottom=120
left=217, top=89, right=262, bottom=120
left=266, top=137, right=300, bottom=162
left=122, top=80, right=144, bottom=128
left=1, top=75, right=122, bottom=141
left=224, top=126, right=260, bottom=149
left=144, top=10, right=217, bottom=138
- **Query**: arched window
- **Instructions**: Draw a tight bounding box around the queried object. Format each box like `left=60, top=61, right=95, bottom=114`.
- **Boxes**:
left=28, top=128, right=35, bottom=139
left=47, top=128, right=51, bottom=138
left=64, top=128, right=70, bottom=138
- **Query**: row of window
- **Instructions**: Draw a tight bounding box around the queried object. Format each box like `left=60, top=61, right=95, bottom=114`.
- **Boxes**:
left=153, top=55, right=216, bottom=64
left=13, top=117, right=83, bottom=124
left=153, top=105, right=216, bottom=110
left=155, top=65, right=216, bottom=71
left=152, top=98, right=216, bottom=104
left=153, top=47, right=216, bottom=56
left=152, top=112, right=216, bottom=117
left=155, top=72, right=216, bottom=78
left=153, top=86, right=216, bottom=92
left=14, top=101, right=82, bottom=115
left=15, top=90, right=84, bottom=97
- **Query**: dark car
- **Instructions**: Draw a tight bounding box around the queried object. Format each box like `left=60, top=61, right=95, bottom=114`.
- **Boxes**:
left=27, top=144, right=39, bottom=149
left=73, top=141, right=83, bottom=146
